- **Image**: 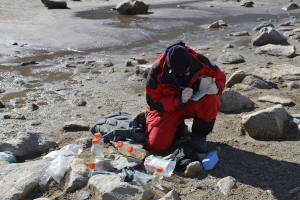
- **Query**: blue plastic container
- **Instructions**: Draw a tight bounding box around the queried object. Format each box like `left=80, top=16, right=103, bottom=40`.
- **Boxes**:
left=202, top=151, right=219, bottom=171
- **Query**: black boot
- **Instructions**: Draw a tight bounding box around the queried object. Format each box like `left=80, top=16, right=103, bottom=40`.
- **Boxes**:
left=190, top=117, right=216, bottom=153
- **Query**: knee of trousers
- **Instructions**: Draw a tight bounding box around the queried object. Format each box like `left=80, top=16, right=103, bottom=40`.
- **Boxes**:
left=145, top=126, right=176, bottom=152
left=196, top=95, right=220, bottom=122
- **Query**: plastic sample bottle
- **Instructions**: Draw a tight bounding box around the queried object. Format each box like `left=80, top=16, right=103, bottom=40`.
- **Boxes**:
left=116, top=141, right=145, bottom=159
left=144, top=155, right=176, bottom=177
left=152, top=166, right=163, bottom=188
left=91, top=138, right=104, bottom=158
left=202, top=151, right=219, bottom=170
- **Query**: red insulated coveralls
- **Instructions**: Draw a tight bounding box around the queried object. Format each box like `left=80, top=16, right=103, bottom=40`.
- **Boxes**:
left=145, top=43, right=226, bottom=152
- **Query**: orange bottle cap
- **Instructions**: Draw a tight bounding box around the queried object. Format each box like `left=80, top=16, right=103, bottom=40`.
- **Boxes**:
left=117, top=141, right=123, bottom=148
left=94, top=132, right=101, bottom=138
left=88, top=162, right=96, bottom=169
left=92, top=138, right=99, bottom=144
left=155, top=166, right=163, bottom=173
left=126, top=145, right=133, bottom=152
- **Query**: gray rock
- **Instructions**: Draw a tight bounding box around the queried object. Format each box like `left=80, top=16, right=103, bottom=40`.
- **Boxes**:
left=240, top=0, right=254, bottom=7
left=159, top=190, right=181, bottom=200
left=66, top=158, right=89, bottom=192
left=0, top=159, right=49, bottom=200
left=242, top=105, right=289, bottom=139
left=253, top=22, right=274, bottom=31
left=208, top=20, right=227, bottom=29
left=255, top=44, right=296, bottom=58
left=241, top=75, right=276, bottom=89
left=79, top=191, right=91, bottom=200
left=132, top=57, right=148, bottom=64
left=0, top=132, right=57, bottom=157
left=3, top=112, right=26, bottom=120
left=217, top=52, right=245, bottom=64
left=116, top=0, right=149, bottom=15
left=277, top=27, right=294, bottom=32
left=184, top=161, right=204, bottom=177
left=0, top=88, right=5, bottom=93
left=136, top=64, right=151, bottom=78
left=286, top=82, right=300, bottom=89
left=217, top=176, right=236, bottom=195
left=63, top=121, right=90, bottom=131
left=32, top=103, right=39, bottom=111
left=229, top=31, right=249, bottom=36
left=0, top=101, right=5, bottom=108
left=254, top=64, right=300, bottom=81
left=224, top=43, right=234, bottom=49
left=282, top=3, right=299, bottom=11
left=103, top=60, right=114, bottom=67
left=220, top=89, right=255, bottom=114
left=73, top=99, right=87, bottom=106
left=41, top=0, right=67, bottom=9
left=252, top=27, right=287, bottom=46
left=226, top=70, right=249, bottom=88
left=258, top=95, right=294, bottom=106
left=108, top=154, right=142, bottom=170
left=88, top=174, right=154, bottom=200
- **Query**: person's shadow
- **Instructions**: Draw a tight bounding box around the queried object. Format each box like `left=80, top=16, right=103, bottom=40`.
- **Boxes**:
left=207, top=141, right=300, bottom=200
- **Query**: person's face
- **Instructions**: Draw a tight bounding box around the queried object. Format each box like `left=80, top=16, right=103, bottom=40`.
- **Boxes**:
left=174, top=66, right=190, bottom=77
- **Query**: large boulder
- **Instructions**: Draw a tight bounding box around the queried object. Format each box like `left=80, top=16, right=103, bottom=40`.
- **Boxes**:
left=220, top=89, right=255, bottom=114
left=217, top=52, right=245, bottom=64
left=0, top=160, right=49, bottom=200
left=66, top=158, right=89, bottom=192
left=0, top=132, right=57, bottom=157
left=241, top=75, right=276, bottom=89
left=253, top=64, right=300, bottom=81
left=252, top=27, right=287, bottom=46
left=255, top=44, right=296, bottom=58
left=242, top=105, right=290, bottom=139
left=116, top=0, right=149, bottom=15
left=41, top=0, right=67, bottom=9
left=88, top=174, right=154, bottom=200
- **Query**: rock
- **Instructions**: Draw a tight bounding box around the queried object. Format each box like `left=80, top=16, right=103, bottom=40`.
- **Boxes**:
left=73, top=99, right=87, bottom=106
left=242, top=105, right=289, bottom=139
left=88, top=174, right=154, bottom=200
left=255, top=44, right=296, bottom=58
left=0, top=88, right=5, bottom=93
left=254, top=64, right=300, bottom=81
left=32, top=103, right=39, bottom=111
left=217, top=52, right=245, bottom=64
left=220, top=89, right=255, bottom=114
left=286, top=82, right=300, bottom=89
left=241, top=75, right=276, bottom=89
left=240, top=0, right=254, bottom=7
left=116, top=0, right=149, bottom=15
left=103, top=60, right=113, bottom=67
left=126, top=60, right=134, bottom=67
left=277, top=27, right=294, bottom=32
left=31, top=121, right=42, bottom=126
left=224, top=43, right=234, bottom=48
left=21, top=61, right=38, bottom=66
left=217, top=176, right=236, bottom=195
left=229, top=31, right=249, bottom=36
left=66, top=158, right=89, bottom=192
left=132, top=57, right=148, bottom=64
left=3, top=112, right=26, bottom=120
left=253, top=22, right=274, bottom=31
left=159, top=190, right=180, bottom=200
left=282, top=3, right=299, bottom=11
left=63, top=121, right=90, bottom=131
left=41, top=0, right=67, bottom=9
left=136, top=64, right=151, bottom=78
left=79, top=191, right=91, bottom=200
left=0, top=160, right=49, bottom=200
left=108, top=154, right=142, bottom=170
left=0, top=101, right=5, bottom=108
left=76, top=137, right=92, bottom=148
left=226, top=70, right=249, bottom=88
left=0, top=132, right=57, bottom=157
left=184, top=161, right=204, bottom=177
left=208, top=20, right=227, bottom=29
left=258, top=95, right=294, bottom=106
left=252, top=27, right=287, bottom=46
left=279, top=21, right=293, bottom=27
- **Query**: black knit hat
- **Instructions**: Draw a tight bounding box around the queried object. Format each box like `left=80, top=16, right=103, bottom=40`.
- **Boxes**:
left=166, top=45, right=192, bottom=74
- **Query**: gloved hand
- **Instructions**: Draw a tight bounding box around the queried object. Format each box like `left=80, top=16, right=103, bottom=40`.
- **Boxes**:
left=181, top=88, right=193, bottom=103
left=207, top=83, right=219, bottom=95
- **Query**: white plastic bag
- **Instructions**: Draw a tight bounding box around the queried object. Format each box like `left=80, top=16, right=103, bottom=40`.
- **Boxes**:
left=43, top=144, right=83, bottom=160
left=45, top=154, right=68, bottom=183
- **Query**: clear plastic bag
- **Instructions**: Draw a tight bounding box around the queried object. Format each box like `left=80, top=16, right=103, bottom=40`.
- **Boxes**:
left=45, top=154, right=68, bottom=183
left=43, top=144, right=83, bottom=160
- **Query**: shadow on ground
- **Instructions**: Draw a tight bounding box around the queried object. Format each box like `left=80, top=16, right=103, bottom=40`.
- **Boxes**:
left=209, top=142, right=300, bottom=200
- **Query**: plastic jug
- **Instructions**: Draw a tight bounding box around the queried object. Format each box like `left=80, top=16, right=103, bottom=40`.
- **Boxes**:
left=144, top=155, right=176, bottom=177
left=202, top=151, right=219, bottom=170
